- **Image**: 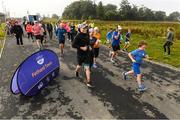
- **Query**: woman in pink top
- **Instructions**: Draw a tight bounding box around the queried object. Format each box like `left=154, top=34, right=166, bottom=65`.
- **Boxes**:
left=64, top=22, right=71, bottom=41
left=32, top=21, right=43, bottom=50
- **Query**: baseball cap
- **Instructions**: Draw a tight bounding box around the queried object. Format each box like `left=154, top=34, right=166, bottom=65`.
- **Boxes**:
left=79, top=24, right=88, bottom=29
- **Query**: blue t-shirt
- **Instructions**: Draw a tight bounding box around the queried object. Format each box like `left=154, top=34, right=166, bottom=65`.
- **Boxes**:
left=106, top=31, right=113, bottom=40
left=126, top=32, right=131, bottom=42
left=131, top=49, right=146, bottom=64
left=112, top=31, right=122, bottom=46
left=56, top=28, right=67, bottom=40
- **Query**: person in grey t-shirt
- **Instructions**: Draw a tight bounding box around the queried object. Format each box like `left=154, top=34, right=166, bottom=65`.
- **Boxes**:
left=163, top=27, right=174, bottom=55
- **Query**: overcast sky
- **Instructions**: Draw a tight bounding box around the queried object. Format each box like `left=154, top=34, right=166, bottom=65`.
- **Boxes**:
left=0, top=0, right=179, bottom=17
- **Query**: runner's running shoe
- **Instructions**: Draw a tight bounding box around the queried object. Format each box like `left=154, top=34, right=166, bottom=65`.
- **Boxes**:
left=76, top=71, right=79, bottom=77
left=93, top=64, right=97, bottom=68
left=86, top=82, right=95, bottom=88
left=138, top=85, right=147, bottom=92
left=123, top=72, right=127, bottom=80
left=110, top=58, right=115, bottom=63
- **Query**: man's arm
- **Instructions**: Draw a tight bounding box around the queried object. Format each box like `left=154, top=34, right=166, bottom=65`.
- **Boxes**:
left=144, top=55, right=153, bottom=60
left=128, top=53, right=136, bottom=63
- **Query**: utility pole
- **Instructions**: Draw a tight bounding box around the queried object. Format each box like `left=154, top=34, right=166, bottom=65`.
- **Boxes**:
left=1, top=1, right=7, bottom=22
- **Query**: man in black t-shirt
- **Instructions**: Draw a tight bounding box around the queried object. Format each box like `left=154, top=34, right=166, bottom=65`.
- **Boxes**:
left=13, top=21, right=24, bottom=46
left=72, top=24, right=94, bottom=88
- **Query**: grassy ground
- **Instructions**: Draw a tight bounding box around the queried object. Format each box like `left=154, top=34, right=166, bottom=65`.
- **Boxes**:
left=101, top=32, right=180, bottom=68
left=0, top=23, right=5, bottom=49
left=87, top=21, right=180, bottom=68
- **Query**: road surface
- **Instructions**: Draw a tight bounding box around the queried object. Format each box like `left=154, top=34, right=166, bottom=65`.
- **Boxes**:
left=0, top=36, right=180, bottom=119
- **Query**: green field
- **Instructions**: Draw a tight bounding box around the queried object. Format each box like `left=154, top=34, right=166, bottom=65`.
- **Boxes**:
left=97, top=21, right=180, bottom=68
left=0, top=23, right=5, bottom=49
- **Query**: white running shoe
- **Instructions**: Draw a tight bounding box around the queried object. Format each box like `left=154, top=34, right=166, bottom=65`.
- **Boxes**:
left=110, top=58, right=115, bottom=63
left=93, top=64, right=98, bottom=68
left=86, top=83, right=95, bottom=88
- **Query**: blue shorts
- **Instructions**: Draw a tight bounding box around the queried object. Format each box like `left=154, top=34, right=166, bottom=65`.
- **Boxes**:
left=112, top=45, right=120, bottom=52
left=132, top=63, right=141, bottom=75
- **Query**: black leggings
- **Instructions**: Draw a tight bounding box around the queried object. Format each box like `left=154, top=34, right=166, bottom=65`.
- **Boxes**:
left=40, top=35, right=44, bottom=44
left=15, top=34, right=23, bottom=45
left=27, top=32, right=33, bottom=39
left=48, top=30, right=53, bottom=39
left=163, top=41, right=173, bottom=55
left=67, top=32, right=71, bottom=40
left=70, top=33, right=76, bottom=42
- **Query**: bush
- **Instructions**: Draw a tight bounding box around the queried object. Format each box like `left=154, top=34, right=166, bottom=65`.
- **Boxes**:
left=0, top=23, right=5, bottom=39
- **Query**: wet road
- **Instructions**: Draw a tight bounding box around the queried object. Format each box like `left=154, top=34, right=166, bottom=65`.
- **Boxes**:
left=0, top=36, right=180, bottom=119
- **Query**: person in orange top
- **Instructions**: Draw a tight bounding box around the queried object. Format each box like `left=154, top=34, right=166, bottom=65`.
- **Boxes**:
left=93, top=27, right=101, bottom=68
left=26, top=22, right=33, bottom=41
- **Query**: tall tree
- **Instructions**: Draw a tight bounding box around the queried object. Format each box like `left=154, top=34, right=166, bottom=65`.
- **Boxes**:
left=61, top=0, right=179, bottom=22
left=62, top=0, right=96, bottom=19
left=167, top=12, right=180, bottom=21
left=119, top=0, right=132, bottom=20
left=97, top=1, right=105, bottom=20
left=104, top=10, right=119, bottom=20
left=104, top=4, right=117, bottom=12
left=154, top=11, right=166, bottom=21
left=143, top=8, right=155, bottom=21
left=52, top=14, right=59, bottom=19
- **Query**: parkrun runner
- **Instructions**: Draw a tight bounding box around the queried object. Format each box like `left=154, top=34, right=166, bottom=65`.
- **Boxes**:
left=33, top=21, right=43, bottom=50
left=109, top=25, right=123, bottom=63
left=72, top=23, right=94, bottom=88
left=123, top=41, right=149, bottom=92
left=26, top=22, right=33, bottom=42
left=56, top=23, right=67, bottom=57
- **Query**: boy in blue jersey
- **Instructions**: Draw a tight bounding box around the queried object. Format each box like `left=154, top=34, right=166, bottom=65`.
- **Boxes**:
left=123, top=28, right=131, bottom=52
left=106, top=28, right=113, bottom=44
left=109, top=26, right=123, bottom=63
left=56, top=23, right=67, bottom=57
left=123, top=41, right=149, bottom=92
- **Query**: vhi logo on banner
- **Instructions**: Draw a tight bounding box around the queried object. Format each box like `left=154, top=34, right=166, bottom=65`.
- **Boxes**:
left=10, top=49, right=60, bottom=97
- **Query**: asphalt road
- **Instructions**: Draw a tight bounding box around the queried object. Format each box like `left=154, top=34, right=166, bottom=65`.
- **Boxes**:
left=0, top=36, right=180, bottom=119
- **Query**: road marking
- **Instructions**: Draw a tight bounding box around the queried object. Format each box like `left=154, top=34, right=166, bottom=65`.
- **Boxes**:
left=0, top=37, right=6, bottom=59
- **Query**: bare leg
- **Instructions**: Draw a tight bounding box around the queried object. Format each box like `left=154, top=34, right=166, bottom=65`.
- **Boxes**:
left=111, top=51, right=116, bottom=59
left=36, top=40, right=41, bottom=49
left=85, top=68, right=91, bottom=83
left=93, top=57, right=96, bottom=64
left=59, top=44, right=64, bottom=56
left=75, top=65, right=81, bottom=73
left=126, top=70, right=134, bottom=75
left=137, top=74, right=142, bottom=87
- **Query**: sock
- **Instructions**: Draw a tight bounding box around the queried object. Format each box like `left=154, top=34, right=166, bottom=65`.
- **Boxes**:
left=125, top=72, right=128, bottom=75
left=138, top=84, right=143, bottom=88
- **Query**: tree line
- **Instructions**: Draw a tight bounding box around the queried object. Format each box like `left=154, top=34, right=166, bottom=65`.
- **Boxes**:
left=62, top=0, right=180, bottom=21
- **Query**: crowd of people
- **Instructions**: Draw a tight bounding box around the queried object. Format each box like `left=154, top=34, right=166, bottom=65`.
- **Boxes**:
left=5, top=19, right=174, bottom=92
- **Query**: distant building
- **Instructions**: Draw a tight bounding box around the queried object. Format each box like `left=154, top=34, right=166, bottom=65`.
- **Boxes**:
left=0, top=12, right=5, bottom=23
left=23, top=15, right=41, bottom=23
